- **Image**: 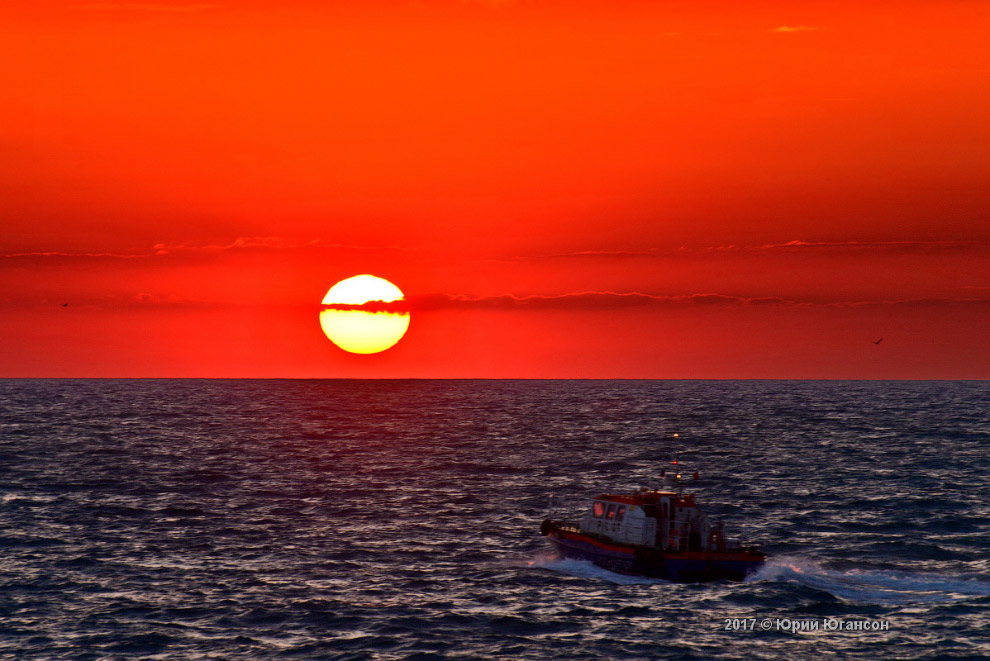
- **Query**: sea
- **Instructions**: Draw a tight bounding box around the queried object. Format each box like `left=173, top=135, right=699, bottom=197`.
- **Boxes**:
left=1, top=380, right=988, bottom=660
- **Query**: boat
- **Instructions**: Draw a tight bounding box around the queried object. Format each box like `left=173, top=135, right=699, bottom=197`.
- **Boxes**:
left=539, top=468, right=764, bottom=582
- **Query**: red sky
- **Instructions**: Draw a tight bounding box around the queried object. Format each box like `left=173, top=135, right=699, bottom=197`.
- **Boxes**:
left=2, top=0, right=988, bottom=378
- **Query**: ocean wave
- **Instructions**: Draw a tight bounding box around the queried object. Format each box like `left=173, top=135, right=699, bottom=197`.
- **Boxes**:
left=751, top=556, right=990, bottom=604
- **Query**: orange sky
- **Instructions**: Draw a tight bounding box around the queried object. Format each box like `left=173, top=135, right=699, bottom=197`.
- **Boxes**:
left=2, top=0, right=988, bottom=377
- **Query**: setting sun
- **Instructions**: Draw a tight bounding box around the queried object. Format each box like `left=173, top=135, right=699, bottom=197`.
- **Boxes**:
left=319, top=275, right=410, bottom=354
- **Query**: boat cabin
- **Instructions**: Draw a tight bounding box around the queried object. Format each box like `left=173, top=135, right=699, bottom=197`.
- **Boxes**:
left=579, top=488, right=729, bottom=552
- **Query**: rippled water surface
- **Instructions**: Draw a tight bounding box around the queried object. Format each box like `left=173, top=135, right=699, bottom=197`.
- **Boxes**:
left=1, top=380, right=988, bottom=659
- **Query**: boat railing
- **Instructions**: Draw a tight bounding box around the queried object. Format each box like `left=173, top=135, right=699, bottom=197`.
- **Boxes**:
left=554, top=520, right=580, bottom=533
left=664, top=527, right=695, bottom=552
left=723, top=539, right=762, bottom=554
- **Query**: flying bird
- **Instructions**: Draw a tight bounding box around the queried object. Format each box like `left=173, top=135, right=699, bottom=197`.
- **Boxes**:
left=873, top=338, right=883, bottom=344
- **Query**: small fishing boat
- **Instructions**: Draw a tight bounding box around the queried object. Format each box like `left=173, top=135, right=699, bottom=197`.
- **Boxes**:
left=539, top=467, right=764, bottom=582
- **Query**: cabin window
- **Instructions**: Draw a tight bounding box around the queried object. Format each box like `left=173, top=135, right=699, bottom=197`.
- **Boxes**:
left=606, top=504, right=617, bottom=520
left=616, top=505, right=626, bottom=522
left=661, top=502, right=668, bottom=518
left=593, top=502, right=605, bottom=518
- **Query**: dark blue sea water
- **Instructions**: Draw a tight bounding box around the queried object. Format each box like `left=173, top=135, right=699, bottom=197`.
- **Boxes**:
left=1, top=380, right=988, bottom=659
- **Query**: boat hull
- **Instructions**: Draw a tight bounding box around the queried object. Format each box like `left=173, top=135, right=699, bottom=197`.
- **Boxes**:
left=545, top=526, right=764, bottom=583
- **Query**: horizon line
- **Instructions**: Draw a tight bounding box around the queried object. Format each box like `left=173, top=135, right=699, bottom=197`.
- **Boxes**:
left=1, top=377, right=987, bottom=382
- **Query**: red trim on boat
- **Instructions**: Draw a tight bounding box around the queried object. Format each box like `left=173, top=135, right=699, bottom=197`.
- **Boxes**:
left=555, top=530, right=635, bottom=555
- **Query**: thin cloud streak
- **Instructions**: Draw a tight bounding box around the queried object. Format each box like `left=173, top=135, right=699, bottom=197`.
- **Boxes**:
left=0, top=238, right=401, bottom=262
left=323, top=300, right=410, bottom=314
left=412, top=292, right=990, bottom=311
left=4, top=239, right=975, bottom=263
left=754, top=239, right=970, bottom=250
left=0, top=251, right=144, bottom=260
left=151, top=237, right=401, bottom=255
left=411, top=292, right=799, bottom=311
left=7, top=291, right=989, bottom=312
left=513, top=239, right=978, bottom=261
left=78, top=2, right=221, bottom=12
